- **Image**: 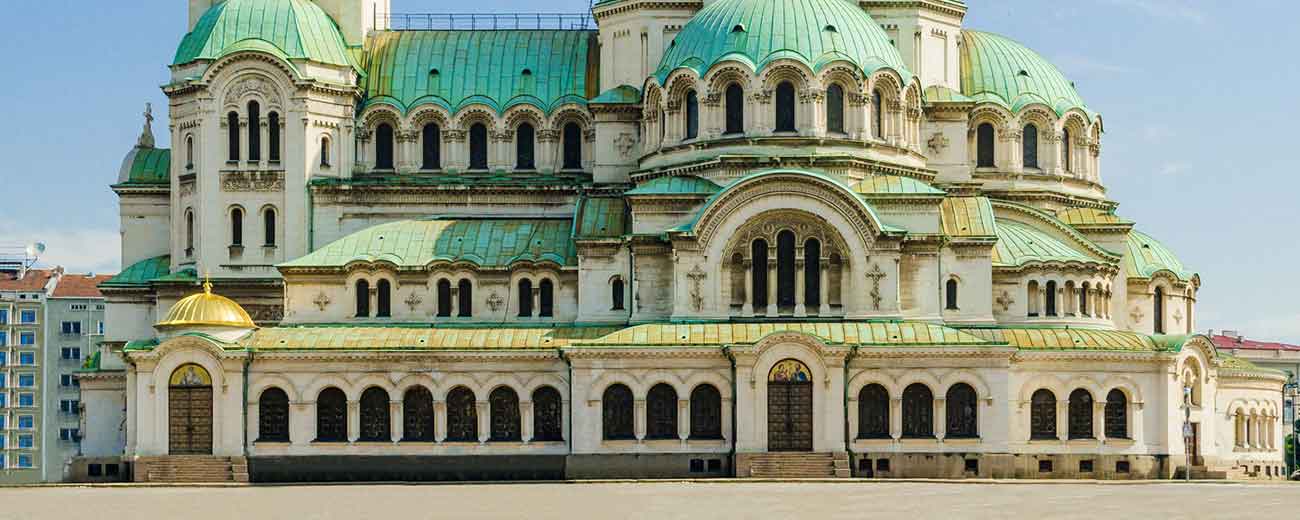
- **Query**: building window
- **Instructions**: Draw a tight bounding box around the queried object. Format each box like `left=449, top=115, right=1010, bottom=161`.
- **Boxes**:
left=375, top=279, right=391, bottom=318
left=871, top=89, right=883, bottom=139
left=320, top=136, right=331, bottom=167
left=18, top=374, right=34, bottom=388
left=247, top=101, right=261, bottom=161
left=355, top=280, right=370, bottom=317
left=1068, top=389, right=1093, bottom=439
left=422, top=123, right=441, bottom=170
left=751, top=239, right=768, bottom=310
left=402, top=387, right=435, bottom=442
left=17, top=454, right=32, bottom=469
left=20, top=310, right=36, bottom=324
left=436, top=279, right=452, bottom=317
left=646, top=383, right=678, bottom=440
left=539, top=279, right=554, bottom=318
left=0, top=309, right=6, bottom=324
left=1153, top=286, right=1165, bottom=333
left=315, top=387, right=347, bottom=442
left=1030, top=389, right=1056, bottom=440
left=488, top=387, right=522, bottom=442
left=901, top=384, right=934, bottom=438
left=358, top=387, right=391, bottom=442
left=976, top=123, right=995, bottom=167
left=532, top=386, right=564, bottom=442
left=684, top=90, right=699, bottom=140
left=268, top=112, right=280, bottom=162
left=945, top=383, right=978, bottom=438
left=227, top=112, right=240, bottom=161
left=457, top=279, right=472, bottom=318
left=185, top=210, right=195, bottom=256
left=19, top=394, right=34, bottom=407
left=18, top=415, right=33, bottom=429
left=826, top=83, right=844, bottom=134
left=516, top=122, right=536, bottom=170
left=375, top=123, right=395, bottom=170
left=1104, top=389, right=1128, bottom=439
left=611, top=277, right=625, bottom=311
left=230, top=207, right=244, bottom=246
left=602, top=384, right=634, bottom=440
left=689, top=384, right=722, bottom=440
left=1079, top=281, right=1090, bottom=316
left=61, top=398, right=80, bottom=413
left=1045, top=281, right=1058, bottom=316
left=19, top=333, right=34, bottom=345
left=857, top=384, right=890, bottom=439
left=17, top=352, right=33, bottom=366
left=186, top=136, right=194, bottom=169
left=945, top=279, right=959, bottom=310
left=257, top=387, right=290, bottom=442
left=1062, top=128, right=1072, bottom=172
left=60, top=347, right=80, bottom=360
left=59, top=428, right=79, bottom=442
left=60, top=374, right=77, bottom=387
left=262, top=207, right=276, bottom=246
left=445, top=386, right=478, bottom=442
left=1027, top=281, right=1040, bottom=317
left=517, top=279, right=533, bottom=317
left=724, top=83, right=744, bottom=135
left=562, top=122, right=582, bottom=170
left=469, top=123, right=488, bottom=170
left=1022, top=123, right=1038, bottom=168
left=776, top=230, right=796, bottom=309
left=804, top=239, right=821, bottom=309
left=774, top=81, right=796, bottom=132
left=18, top=434, right=33, bottom=449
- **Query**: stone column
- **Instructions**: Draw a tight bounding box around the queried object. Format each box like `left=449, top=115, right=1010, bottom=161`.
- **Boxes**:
left=818, top=265, right=830, bottom=316
left=521, top=400, right=534, bottom=443
left=889, top=397, right=902, bottom=439
left=477, top=401, right=490, bottom=443
left=1093, top=401, right=1107, bottom=441
left=449, top=286, right=459, bottom=318
left=1056, top=400, right=1068, bottom=441
left=766, top=259, right=778, bottom=316
left=291, top=402, right=311, bottom=446
left=434, top=401, right=447, bottom=443
left=794, top=258, right=806, bottom=317
left=259, top=121, right=269, bottom=168
left=347, top=400, right=360, bottom=443
left=743, top=260, right=754, bottom=316
left=634, top=399, right=647, bottom=442
left=239, top=118, right=250, bottom=164
left=390, top=400, right=403, bottom=442
left=678, top=398, right=690, bottom=441
left=934, top=398, right=946, bottom=441
left=532, top=286, right=542, bottom=318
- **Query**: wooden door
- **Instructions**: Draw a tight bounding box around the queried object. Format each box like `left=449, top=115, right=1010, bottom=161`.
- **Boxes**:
left=768, top=381, right=813, bottom=451
left=169, top=386, right=213, bottom=455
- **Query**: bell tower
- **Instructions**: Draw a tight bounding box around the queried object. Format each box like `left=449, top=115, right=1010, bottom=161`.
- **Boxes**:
left=860, top=0, right=965, bottom=90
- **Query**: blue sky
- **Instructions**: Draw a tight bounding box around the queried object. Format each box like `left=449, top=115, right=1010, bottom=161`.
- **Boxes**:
left=0, top=0, right=1295, bottom=341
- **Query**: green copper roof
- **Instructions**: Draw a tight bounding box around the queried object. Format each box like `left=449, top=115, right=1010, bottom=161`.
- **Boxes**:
left=1123, top=230, right=1195, bottom=281
left=1057, top=207, right=1132, bottom=227
left=246, top=326, right=622, bottom=351
left=100, top=255, right=171, bottom=288
left=281, top=217, right=578, bottom=270
left=940, top=197, right=997, bottom=237
left=654, top=0, right=911, bottom=83
left=960, top=30, right=1090, bottom=116
left=174, top=0, right=355, bottom=69
left=116, top=147, right=171, bottom=186
left=992, top=219, right=1094, bottom=267
left=363, top=30, right=594, bottom=114
left=580, top=322, right=995, bottom=347
left=574, top=197, right=629, bottom=240
left=959, top=327, right=1159, bottom=352
left=854, top=175, right=945, bottom=196
left=590, top=85, right=642, bottom=104
left=627, top=176, right=722, bottom=196
left=922, top=85, right=972, bottom=104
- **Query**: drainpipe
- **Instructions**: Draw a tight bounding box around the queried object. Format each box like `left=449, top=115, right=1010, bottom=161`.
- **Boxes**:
left=723, top=345, right=738, bottom=477
left=843, top=345, right=857, bottom=473
left=242, top=350, right=254, bottom=457
left=560, top=349, right=573, bottom=458
left=626, top=239, right=635, bottom=323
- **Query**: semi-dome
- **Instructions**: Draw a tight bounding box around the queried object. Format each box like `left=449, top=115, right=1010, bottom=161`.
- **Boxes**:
left=174, top=0, right=354, bottom=69
left=156, top=281, right=257, bottom=330
left=654, top=0, right=911, bottom=83
left=960, top=30, right=1090, bottom=116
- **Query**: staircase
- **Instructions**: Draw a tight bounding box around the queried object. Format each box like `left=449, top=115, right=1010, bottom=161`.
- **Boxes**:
left=748, top=452, right=850, bottom=478
left=139, top=456, right=249, bottom=483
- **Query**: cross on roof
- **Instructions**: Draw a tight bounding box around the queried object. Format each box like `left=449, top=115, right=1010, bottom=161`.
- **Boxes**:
left=864, top=263, right=886, bottom=311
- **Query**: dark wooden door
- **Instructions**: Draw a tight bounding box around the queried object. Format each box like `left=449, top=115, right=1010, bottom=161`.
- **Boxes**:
left=169, top=386, right=213, bottom=455
left=768, top=381, right=813, bottom=451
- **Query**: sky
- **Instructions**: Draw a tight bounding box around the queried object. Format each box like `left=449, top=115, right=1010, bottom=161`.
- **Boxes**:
left=0, top=0, right=1295, bottom=342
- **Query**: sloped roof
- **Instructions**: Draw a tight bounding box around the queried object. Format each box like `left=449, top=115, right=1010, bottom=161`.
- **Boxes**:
left=853, top=175, right=945, bottom=197
left=0, top=269, right=54, bottom=292
left=627, top=176, right=722, bottom=196
left=51, top=274, right=112, bottom=298
left=1211, top=333, right=1300, bottom=352
left=590, top=85, right=641, bottom=104
left=923, top=85, right=973, bottom=104
left=578, top=322, right=995, bottom=347
left=101, top=255, right=170, bottom=288
left=992, top=219, right=1094, bottom=267
left=1123, top=230, right=1195, bottom=281
left=116, top=147, right=170, bottom=186
left=1056, top=207, right=1131, bottom=227
left=959, top=327, right=1159, bottom=352
left=960, top=30, right=1091, bottom=117
left=174, top=0, right=355, bottom=69
left=281, top=217, right=578, bottom=269
left=940, top=197, right=997, bottom=237
left=574, top=197, right=628, bottom=240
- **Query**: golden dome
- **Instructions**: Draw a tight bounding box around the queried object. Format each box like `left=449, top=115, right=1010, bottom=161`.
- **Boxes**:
left=156, top=280, right=257, bottom=329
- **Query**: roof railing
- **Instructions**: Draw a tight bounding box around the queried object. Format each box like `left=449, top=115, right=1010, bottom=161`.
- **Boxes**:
left=381, top=13, right=596, bottom=31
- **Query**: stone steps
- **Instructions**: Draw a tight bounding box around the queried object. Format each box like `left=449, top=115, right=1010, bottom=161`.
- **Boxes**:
left=140, top=456, right=249, bottom=483
left=748, top=452, right=850, bottom=478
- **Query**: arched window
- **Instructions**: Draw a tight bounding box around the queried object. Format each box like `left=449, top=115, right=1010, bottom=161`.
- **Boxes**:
left=257, top=387, right=290, bottom=442
left=516, top=122, right=535, bottom=170
left=563, top=122, right=582, bottom=170
left=689, top=384, right=722, bottom=439
left=684, top=90, right=699, bottom=140
left=358, top=387, right=391, bottom=442
left=469, top=123, right=488, bottom=170
left=611, top=277, right=625, bottom=311
left=1027, top=281, right=1040, bottom=317
left=1104, top=389, right=1128, bottom=439
left=376, top=279, right=391, bottom=318
left=230, top=207, right=243, bottom=246
left=1030, top=389, right=1056, bottom=440
left=489, top=387, right=521, bottom=442
left=1062, top=129, right=1072, bottom=172
left=1022, top=123, right=1038, bottom=169
left=724, top=83, right=744, bottom=135
left=422, top=123, right=441, bottom=170
left=532, top=386, right=564, bottom=441
left=445, top=386, right=478, bottom=442
left=517, top=279, right=533, bottom=317
left=1153, top=286, right=1165, bottom=333
left=268, top=112, right=280, bottom=162
left=315, top=387, right=347, bottom=442
left=730, top=253, right=746, bottom=308
left=826, top=83, right=844, bottom=134
left=976, top=122, right=995, bottom=167
left=774, top=81, right=796, bottom=132
left=185, top=135, right=194, bottom=169
left=646, top=383, right=678, bottom=440
left=320, top=136, right=331, bottom=167
left=1045, top=281, right=1058, bottom=316
left=1080, top=282, right=1090, bottom=316
left=539, top=279, right=554, bottom=318
left=945, top=383, right=978, bottom=439
left=751, top=239, right=769, bottom=309
left=602, top=384, right=634, bottom=440
left=375, top=122, right=394, bottom=170
left=901, top=384, right=934, bottom=438
left=402, top=386, right=435, bottom=442
left=185, top=210, right=195, bottom=256
left=263, top=207, right=276, bottom=246
left=247, top=101, right=261, bottom=161
left=857, top=384, right=889, bottom=439
left=945, top=279, right=958, bottom=310
left=776, top=230, right=796, bottom=309
left=804, top=238, right=821, bottom=309
left=1068, top=388, right=1093, bottom=439
left=436, top=279, right=452, bottom=317
left=227, top=112, right=240, bottom=161
left=354, top=280, right=370, bottom=317
left=871, top=89, right=883, bottom=139
left=457, top=279, right=472, bottom=317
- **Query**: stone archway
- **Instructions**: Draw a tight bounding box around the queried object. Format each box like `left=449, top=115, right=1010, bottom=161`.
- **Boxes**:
left=168, top=363, right=214, bottom=455
left=767, top=359, right=814, bottom=451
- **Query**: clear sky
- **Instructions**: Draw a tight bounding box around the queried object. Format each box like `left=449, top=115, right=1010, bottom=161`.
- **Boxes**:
left=0, top=0, right=1295, bottom=341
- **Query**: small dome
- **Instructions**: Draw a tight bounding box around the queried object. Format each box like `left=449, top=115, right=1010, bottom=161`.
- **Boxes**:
left=960, top=30, right=1090, bottom=116
left=156, top=281, right=257, bottom=330
left=174, top=0, right=353, bottom=69
left=654, top=0, right=910, bottom=82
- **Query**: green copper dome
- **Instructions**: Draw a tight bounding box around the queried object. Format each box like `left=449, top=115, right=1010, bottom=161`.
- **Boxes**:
left=960, top=30, right=1090, bottom=116
left=654, top=0, right=911, bottom=83
left=174, top=0, right=354, bottom=69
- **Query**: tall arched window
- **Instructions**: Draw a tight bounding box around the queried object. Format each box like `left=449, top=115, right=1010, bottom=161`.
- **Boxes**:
left=689, top=384, right=722, bottom=439
left=774, top=81, right=796, bottom=132
left=186, top=136, right=194, bottom=169
left=516, top=122, right=535, bottom=170
left=315, top=387, right=347, bottom=442
left=1062, top=129, right=1072, bottom=172
left=358, top=387, right=391, bottom=442
left=375, top=123, right=394, bottom=170
left=646, top=383, right=678, bottom=440
left=563, top=122, right=582, bottom=170
left=1022, top=123, right=1039, bottom=169
left=532, top=386, right=564, bottom=441
left=436, top=279, right=452, bottom=317
left=268, top=112, right=280, bottom=162
left=901, top=383, right=934, bottom=438
left=185, top=210, right=195, bottom=256
left=247, top=101, right=261, bottom=161
left=751, top=239, right=769, bottom=310
left=354, top=280, right=370, bottom=318
left=724, top=83, right=744, bottom=135
left=422, top=123, right=441, bottom=170
left=1045, top=281, right=1058, bottom=316
left=611, top=277, right=625, bottom=311
left=489, top=387, right=522, bottom=442
left=257, top=387, right=290, bottom=442
left=1104, top=389, right=1128, bottom=439
left=457, top=279, right=472, bottom=317
left=1153, top=286, right=1165, bottom=333
left=263, top=207, right=276, bottom=246
left=871, top=89, right=883, bottom=139
left=684, top=90, right=699, bottom=140
left=227, top=112, right=240, bottom=161
left=469, top=123, right=488, bottom=170
left=445, top=387, right=478, bottom=442
left=945, top=383, right=978, bottom=438
left=1068, top=388, right=1093, bottom=439
left=1030, top=389, right=1056, bottom=440
left=776, top=230, right=796, bottom=309
left=1080, top=282, right=1090, bottom=316
left=402, top=387, right=435, bottom=442
left=1027, top=280, right=1040, bottom=317
left=376, top=279, right=391, bottom=318
left=826, top=83, right=844, bottom=134
left=518, top=279, right=533, bottom=317
left=230, top=207, right=244, bottom=247
left=976, top=122, right=995, bottom=167
left=320, top=136, right=331, bottom=167
left=602, top=384, right=634, bottom=440
left=945, top=279, right=958, bottom=310
left=804, top=238, right=820, bottom=309
left=857, top=384, right=889, bottom=439
left=539, top=279, right=554, bottom=318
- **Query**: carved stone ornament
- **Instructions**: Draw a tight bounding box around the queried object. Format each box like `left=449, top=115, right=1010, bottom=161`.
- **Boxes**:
left=221, top=171, right=285, bottom=192
left=1173, top=307, right=1183, bottom=325
left=486, top=292, right=504, bottom=312
left=313, top=291, right=331, bottom=311
left=687, top=265, right=708, bottom=312
left=405, top=292, right=422, bottom=312
left=615, top=133, right=635, bottom=158
left=927, top=132, right=949, bottom=154
left=864, top=263, right=886, bottom=311
left=226, top=77, right=269, bottom=104
left=1129, top=305, right=1144, bottom=324
left=996, top=291, right=1014, bottom=312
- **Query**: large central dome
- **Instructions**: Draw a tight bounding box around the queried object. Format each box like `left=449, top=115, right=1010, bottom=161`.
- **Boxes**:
left=654, top=0, right=911, bottom=82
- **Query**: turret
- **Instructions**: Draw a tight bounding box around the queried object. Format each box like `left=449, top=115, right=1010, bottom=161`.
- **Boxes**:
left=860, top=0, right=965, bottom=90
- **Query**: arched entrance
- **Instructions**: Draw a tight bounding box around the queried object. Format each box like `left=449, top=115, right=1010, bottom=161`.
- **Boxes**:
left=767, top=359, right=813, bottom=451
left=168, top=363, right=213, bottom=455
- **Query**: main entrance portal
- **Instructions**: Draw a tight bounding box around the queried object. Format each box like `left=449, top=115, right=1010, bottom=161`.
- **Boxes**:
left=168, top=363, right=213, bottom=455
left=767, top=359, right=813, bottom=451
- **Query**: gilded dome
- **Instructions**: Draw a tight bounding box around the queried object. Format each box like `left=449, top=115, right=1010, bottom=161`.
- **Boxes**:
left=156, top=281, right=257, bottom=330
left=174, top=0, right=354, bottom=69
left=959, top=30, right=1091, bottom=116
left=654, top=0, right=911, bottom=83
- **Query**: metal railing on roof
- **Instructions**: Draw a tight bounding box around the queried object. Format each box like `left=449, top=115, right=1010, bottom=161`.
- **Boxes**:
left=382, top=13, right=595, bottom=31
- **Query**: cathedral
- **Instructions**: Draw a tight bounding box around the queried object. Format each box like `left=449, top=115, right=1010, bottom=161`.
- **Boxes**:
left=82, top=0, right=1287, bottom=482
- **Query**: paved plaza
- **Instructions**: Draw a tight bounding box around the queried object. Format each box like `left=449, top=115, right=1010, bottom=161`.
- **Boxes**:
left=0, top=481, right=1295, bottom=519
